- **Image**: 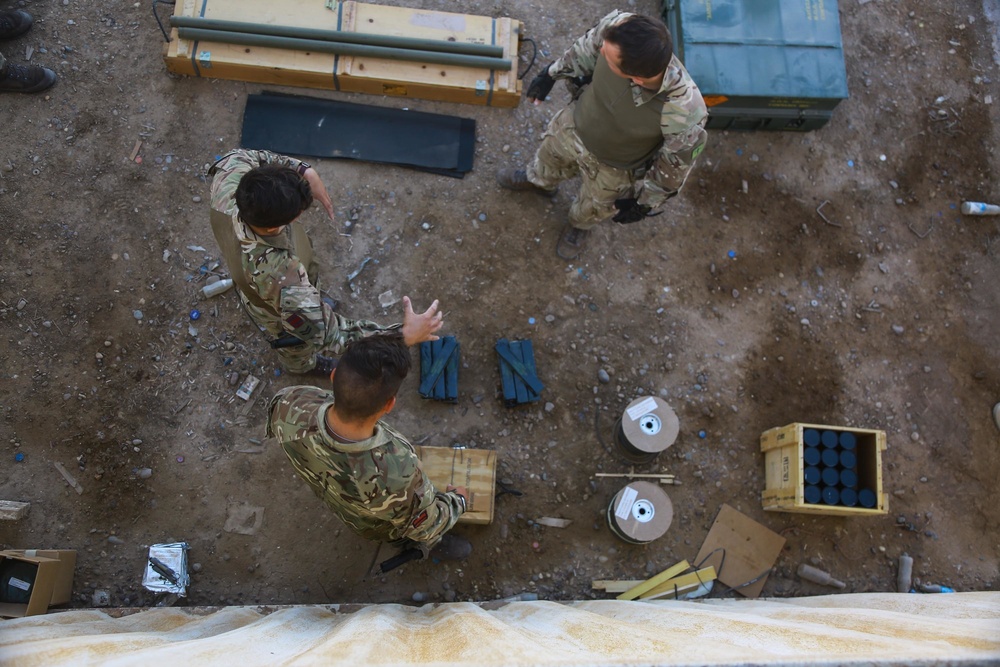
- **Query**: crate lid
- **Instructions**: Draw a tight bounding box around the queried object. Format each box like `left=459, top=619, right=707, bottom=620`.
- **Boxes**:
left=666, top=0, right=849, bottom=102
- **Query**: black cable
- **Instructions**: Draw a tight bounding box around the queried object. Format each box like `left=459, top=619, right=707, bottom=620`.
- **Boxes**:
left=153, top=0, right=176, bottom=43
left=517, top=37, right=538, bottom=80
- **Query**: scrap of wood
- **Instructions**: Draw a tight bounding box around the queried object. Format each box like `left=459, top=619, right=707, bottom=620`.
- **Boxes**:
left=534, top=517, right=572, bottom=528
left=129, top=140, right=142, bottom=162
left=640, top=567, right=717, bottom=600
left=594, top=472, right=675, bottom=480
left=617, top=560, right=690, bottom=601
left=0, top=500, right=30, bottom=521
left=53, top=462, right=84, bottom=495
left=592, top=579, right=645, bottom=593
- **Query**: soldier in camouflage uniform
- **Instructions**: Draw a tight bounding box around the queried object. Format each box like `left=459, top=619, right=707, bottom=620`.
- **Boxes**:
left=209, top=149, right=443, bottom=375
left=497, top=10, right=708, bottom=260
left=267, top=334, right=468, bottom=555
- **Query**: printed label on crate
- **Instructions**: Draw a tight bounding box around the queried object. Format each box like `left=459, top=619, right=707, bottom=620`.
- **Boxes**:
left=626, top=397, right=658, bottom=421
left=615, top=486, right=639, bottom=520
left=7, top=577, right=31, bottom=591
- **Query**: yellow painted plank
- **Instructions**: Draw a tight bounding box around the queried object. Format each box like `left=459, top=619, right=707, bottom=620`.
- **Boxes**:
left=639, top=566, right=717, bottom=600
left=616, top=560, right=690, bottom=601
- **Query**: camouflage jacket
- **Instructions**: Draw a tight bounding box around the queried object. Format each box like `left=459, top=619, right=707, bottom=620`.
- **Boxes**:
left=546, top=10, right=708, bottom=208
left=266, top=385, right=465, bottom=546
left=209, top=149, right=393, bottom=350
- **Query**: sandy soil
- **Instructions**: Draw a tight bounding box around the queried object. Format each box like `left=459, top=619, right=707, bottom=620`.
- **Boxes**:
left=1, top=0, right=998, bottom=608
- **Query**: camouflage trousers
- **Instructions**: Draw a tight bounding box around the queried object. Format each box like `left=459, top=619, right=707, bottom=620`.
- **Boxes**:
left=527, top=105, right=641, bottom=230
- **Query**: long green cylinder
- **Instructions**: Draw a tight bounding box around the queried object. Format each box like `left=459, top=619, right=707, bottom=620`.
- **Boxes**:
left=177, top=27, right=512, bottom=71
left=170, top=15, right=504, bottom=58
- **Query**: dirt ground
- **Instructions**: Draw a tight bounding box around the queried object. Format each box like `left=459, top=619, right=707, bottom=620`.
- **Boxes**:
left=1, top=0, right=999, bottom=610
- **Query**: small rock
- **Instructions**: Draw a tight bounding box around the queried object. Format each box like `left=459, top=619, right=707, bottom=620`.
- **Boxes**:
left=107, top=535, right=124, bottom=545
left=412, top=592, right=427, bottom=603
left=192, top=562, right=202, bottom=573
left=544, top=402, right=555, bottom=413
left=910, top=432, right=920, bottom=441
left=544, top=314, right=555, bottom=323
left=597, top=369, right=610, bottom=384
left=137, top=468, right=152, bottom=479
left=192, top=195, right=202, bottom=203
left=16, top=298, right=27, bottom=310
left=919, top=476, right=928, bottom=483
left=92, top=590, right=110, bottom=607
left=502, top=144, right=510, bottom=153
left=892, top=325, right=905, bottom=335
left=133, top=310, right=143, bottom=320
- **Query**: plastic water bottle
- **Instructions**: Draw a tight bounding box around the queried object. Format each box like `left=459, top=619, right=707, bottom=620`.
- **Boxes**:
left=202, top=278, right=234, bottom=298
left=961, top=201, right=1000, bottom=216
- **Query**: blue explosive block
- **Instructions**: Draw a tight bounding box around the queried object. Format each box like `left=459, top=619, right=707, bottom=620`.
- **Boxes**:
left=495, top=338, right=543, bottom=407
left=419, top=336, right=459, bottom=402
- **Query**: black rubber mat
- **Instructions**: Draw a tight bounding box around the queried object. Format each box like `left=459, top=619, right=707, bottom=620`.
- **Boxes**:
left=241, top=92, right=475, bottom=178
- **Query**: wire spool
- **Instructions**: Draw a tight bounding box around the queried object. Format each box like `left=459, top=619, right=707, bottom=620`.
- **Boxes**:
left=606, top=481, right=673, bottom=544
left=612, top=396, right=679, bottom=464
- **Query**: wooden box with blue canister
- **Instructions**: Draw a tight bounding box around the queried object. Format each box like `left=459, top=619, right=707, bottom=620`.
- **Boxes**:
left=761, top=422, right=887, bottom=516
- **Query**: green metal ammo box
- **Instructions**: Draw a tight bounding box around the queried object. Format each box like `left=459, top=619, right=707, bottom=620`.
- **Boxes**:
left=662, top=0, right=849, bottom=131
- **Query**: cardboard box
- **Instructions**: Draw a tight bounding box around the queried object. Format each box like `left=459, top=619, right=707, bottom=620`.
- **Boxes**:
left=163, top=0, right=523, bottom=107
left=416, top=446, right=497, bottom=525
left=761, top=423, right=888, bottom=516
left=0, top=549, right=76, bottom=618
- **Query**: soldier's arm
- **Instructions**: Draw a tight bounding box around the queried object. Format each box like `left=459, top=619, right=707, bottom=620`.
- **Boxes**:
left=401, top=484, right=466, bottom=547
left=547, top=10, right=631, bottom=80
left=638, top=66, right=709, bottom=209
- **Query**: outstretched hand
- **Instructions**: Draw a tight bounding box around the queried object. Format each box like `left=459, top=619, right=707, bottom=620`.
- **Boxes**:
left=304, top=167, right=335, bottom=220
left=401, top=296, right=443, bottom=346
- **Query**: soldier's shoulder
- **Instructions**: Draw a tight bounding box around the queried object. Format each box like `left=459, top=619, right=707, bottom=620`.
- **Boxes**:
left=270, top=385, right=332, bottom=421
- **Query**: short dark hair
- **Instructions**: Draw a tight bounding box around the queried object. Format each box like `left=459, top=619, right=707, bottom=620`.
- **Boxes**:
left=603, top=15, right=673, bottom=79
left=235, top=164, right=313, bottom=229
left=333, top=334, right=411, bottom=422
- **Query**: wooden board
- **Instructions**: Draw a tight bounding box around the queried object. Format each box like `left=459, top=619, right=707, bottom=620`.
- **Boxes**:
left=163, top=0, right=522, bottom=107
left=415, top=446, right=496, bottom=525
left=640, top=566, right=717, bottom=600
left=695, top=504, right=784, bottom=599
left=761, top=422, right=888, bottom=516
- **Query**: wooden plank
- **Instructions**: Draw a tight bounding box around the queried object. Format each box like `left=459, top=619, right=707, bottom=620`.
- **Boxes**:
left=592, top=580, right=644, bottom=593
left=416, top=446, right=496, bottom=525
left=616, top=560, right=690, bottom=601
left=444, top=339, right=459, bottom=401
left=496, top=339, right=517, bottom=406
left=510, top=340, right=529, bottom=405
left=0, top=501, right=29, bottom=521
left=163, top=0, right=522, bottom=107
left=639, top=566, right=717, bottom=600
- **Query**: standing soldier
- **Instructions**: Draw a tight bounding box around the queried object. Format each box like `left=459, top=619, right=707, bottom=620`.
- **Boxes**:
left=497, top=10, right=708, bottom=260
left=209, top=149, right=441, bottom=376
left=267, top=333, right=470, bottom=562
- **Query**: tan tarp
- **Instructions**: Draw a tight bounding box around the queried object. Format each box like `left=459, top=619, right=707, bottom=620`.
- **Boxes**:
left=1, top=593, right=999, bottom=666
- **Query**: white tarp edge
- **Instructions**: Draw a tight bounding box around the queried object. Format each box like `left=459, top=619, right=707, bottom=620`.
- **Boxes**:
left=1, top=592, right=998, bottom=666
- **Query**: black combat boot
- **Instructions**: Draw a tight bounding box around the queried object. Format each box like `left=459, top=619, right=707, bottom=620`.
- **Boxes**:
left=496, top=168, right=556, bottom=196
left=0, top=60, right=57, bottom=93
left=429, top=534, right=472, bottom=561
left=555, top=222, right=590, bottom=260
left=0, top=10, right=34, bottom=39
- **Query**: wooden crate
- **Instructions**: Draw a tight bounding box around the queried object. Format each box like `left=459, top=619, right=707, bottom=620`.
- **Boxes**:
left=163, top=0, right=522, bottom=107
left=415, top=446, right=496, bottom=525
left=761, top=422, right=888, bottom=516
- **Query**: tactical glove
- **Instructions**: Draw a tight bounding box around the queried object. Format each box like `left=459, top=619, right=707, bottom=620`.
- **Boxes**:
left=526, top=64, right=556, bottom=102
left=612, top=198, right=653, bottom=224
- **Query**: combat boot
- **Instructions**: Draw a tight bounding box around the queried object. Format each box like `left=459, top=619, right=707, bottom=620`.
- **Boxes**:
left=0, top=10, right=34, bottom=39
left=555, top=222, right=589, bottom=260
left=0, top=61, right=56, bottom=94
left=496, top=168, right=555, bottom=196
left=307, top=355, right=338, bottom=378
left=429, top=534, right=472, bottom=561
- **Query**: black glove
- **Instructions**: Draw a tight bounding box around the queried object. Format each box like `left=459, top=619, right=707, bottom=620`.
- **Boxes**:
left=612, top=198, right=652, bottom=224
left=526, top=64, right=556, bottom=102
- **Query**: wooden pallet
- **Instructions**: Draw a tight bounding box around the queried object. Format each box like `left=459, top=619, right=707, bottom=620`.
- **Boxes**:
left=163, top=0, right=522, bottom=107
